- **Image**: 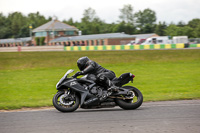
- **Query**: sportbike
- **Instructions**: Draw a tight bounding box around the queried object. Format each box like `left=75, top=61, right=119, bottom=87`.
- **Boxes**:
left=53, top=69, right=143, bottom=112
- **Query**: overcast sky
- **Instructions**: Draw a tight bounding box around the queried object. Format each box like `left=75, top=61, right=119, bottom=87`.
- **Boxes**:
left=0, top=0, right=200, bottom=24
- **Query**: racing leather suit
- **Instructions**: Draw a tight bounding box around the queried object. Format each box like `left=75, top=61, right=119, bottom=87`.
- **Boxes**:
left=81, top=60, right=116, bottom=88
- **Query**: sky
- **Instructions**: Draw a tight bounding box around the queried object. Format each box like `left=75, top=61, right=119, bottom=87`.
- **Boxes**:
left=0, top=0, right=200, bottom=24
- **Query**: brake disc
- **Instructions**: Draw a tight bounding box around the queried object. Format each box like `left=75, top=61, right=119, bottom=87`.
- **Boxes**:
left=59, top=94, right=74, bottom=106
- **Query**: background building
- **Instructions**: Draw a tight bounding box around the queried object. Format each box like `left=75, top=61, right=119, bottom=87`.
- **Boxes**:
left=32, top=19, right=79, bottom=45
left=0, top=20, right=136, bottom=47
left=49, top=33, right=135, bottom=46
left=0, top=37, right=31, bottom=47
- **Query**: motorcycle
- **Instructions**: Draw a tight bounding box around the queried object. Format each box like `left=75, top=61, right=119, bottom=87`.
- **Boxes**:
left=53, top=69, right=143, bottom=112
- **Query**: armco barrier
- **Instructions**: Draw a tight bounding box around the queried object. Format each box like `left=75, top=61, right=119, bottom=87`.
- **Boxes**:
left=64, top=43, right=200, bottom=51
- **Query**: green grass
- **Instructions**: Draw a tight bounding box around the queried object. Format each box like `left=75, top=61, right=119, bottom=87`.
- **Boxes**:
left=0, top=49, right=200, bottom=109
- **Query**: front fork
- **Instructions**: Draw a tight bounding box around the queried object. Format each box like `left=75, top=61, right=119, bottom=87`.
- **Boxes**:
left=61, top=89, right=76, bottom=101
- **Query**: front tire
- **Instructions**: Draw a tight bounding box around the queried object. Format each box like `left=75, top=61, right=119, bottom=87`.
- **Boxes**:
left=115, top=86, right=143, bottom=110
left=53, top=91, right=80, bottom=112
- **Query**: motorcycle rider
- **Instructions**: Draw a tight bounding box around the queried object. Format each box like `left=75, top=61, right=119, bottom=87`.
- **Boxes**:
left=74, top=56, right=119, bottom=92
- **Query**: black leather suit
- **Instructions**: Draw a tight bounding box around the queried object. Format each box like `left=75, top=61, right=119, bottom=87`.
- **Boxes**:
left=82, top=60, right=116, bottom=87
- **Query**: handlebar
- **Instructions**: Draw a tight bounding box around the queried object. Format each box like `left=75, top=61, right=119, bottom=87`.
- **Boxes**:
left=72, top=71, right=83, bottom=78
left=72, top=74, right=77, bottom=78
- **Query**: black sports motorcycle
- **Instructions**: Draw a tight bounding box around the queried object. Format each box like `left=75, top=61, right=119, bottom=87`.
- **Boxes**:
left=53, top=69, right=143, bottom=112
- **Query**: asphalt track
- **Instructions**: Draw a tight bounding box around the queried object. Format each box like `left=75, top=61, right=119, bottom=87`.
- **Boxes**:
left=0, top=100, right=200, bottom=133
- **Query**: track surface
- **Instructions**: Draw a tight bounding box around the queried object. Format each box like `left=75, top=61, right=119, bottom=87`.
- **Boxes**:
left=0, top=100, right=200, bottom=133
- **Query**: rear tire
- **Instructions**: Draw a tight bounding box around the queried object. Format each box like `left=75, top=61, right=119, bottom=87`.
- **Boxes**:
left=115, top=86, right=143, bottom=110
left=53, top=91, right=80, bottom=112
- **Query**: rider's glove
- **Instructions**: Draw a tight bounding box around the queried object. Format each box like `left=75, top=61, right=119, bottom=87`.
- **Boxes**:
left=77, top=71, right=83, bottom=75
left=74, top=71, right=83, bottom=77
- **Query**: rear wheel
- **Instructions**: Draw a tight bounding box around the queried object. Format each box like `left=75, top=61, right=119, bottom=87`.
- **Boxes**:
left=115, top=86, right=143, bottom=110
left=53, top=90, right=80, bottom=112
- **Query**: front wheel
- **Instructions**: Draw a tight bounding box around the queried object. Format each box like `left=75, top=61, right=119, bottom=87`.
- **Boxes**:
left=115, top=86, right=143, bottom=110
left=53, top=90, right=80, bottom=112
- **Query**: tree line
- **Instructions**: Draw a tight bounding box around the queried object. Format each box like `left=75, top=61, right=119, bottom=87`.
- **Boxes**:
left=0, top=4, right=200, bottom=39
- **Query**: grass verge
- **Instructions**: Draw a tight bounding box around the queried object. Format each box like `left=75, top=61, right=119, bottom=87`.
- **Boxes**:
left=0, top=49, right=200, bottom=109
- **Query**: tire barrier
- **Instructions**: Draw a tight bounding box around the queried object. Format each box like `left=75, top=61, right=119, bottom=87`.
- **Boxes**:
left=64, top=43, right=200, bottom=51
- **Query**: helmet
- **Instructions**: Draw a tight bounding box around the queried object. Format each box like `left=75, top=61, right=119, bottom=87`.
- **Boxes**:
left=77, top=56, right=90, bottom=71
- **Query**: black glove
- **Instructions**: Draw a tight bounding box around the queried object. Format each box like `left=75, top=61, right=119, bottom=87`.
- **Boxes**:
left=73, top=71, right=83, bottom=78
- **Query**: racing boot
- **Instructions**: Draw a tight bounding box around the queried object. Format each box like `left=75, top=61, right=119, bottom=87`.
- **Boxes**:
left=107, top=80, right=119, bottom=92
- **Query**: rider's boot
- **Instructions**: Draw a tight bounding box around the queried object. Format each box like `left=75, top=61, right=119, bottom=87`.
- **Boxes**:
left=107, top=80, right=119, bottom=92
left=100, top=81, right=119, bottom=101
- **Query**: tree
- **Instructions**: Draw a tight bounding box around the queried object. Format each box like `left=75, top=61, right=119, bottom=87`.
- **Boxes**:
left=0, top=12, right=51, bottom=39
left=164, top=24, right=193, bottom=37
left=0, top=26, right=11, bottom=39
left=7, top=12, right=27, bottom=38
left=82, top=7, right=97, bottom=23
left=1, top=9, right=200, bottom=40
left=40, top=37, right=45, bottom=45
left=18, top=25, right=29, bottom=37
left=119, top=4, right=134, bottom=24
left=177, top=21, right=186, bottom=27
left=187, top=19, right=200, bottom=38
left=112, top=21, right=126, bottom=33
left=80, top=7, right=105, bottom=34
left=164, top=24, right=178, bottom=37
left=177, top=26, right=193, bottom=37
left=143, top=24, right=155, bottom=34
left=112, top=21, right=135, bottom=34
left=116, top=4, right=136, bottom=34
left=63, top=18, right=74, bottom=25
left=0, top=13, right=11, bottom=39
left=193, top=24, right=200, bottom=38
left=27, top=12, right=50, bottom=29
left=134, top=8, right=156, bottom=33
left=188, top=19, right=200, bottom=28
left=155, top=21, right=167, bottom=36
left=35, top=37, right=40, bottom=45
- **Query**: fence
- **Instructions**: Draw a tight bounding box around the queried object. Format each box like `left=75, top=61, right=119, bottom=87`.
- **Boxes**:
left=64, top=43, right=200, bottom=51
left=0, top=44, right=200, bottom=52
left=0, top=46, right=63, bottom=52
